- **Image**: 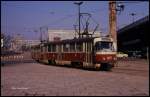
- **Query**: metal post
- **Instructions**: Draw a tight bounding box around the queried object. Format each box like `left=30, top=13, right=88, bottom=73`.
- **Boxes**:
left=40, top=27, right=42, bottom=43
left=79, top=4, right=81, bottom=38
left=109, top=1, right=117, bottom=51
left=74, top=2, right=83, bottom=38
left=147, top=47, right=149, bottom=64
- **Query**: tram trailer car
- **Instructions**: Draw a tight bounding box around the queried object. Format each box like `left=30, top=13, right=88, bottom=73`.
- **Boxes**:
left=31, top=37, right=117, bottom=70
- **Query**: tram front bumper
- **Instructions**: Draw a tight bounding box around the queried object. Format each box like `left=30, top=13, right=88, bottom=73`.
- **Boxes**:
left=95, top=54, right=117, bottom=63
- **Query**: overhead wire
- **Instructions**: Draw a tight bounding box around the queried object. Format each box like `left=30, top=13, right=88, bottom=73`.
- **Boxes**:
left=46, top=14, right=76, bottom=27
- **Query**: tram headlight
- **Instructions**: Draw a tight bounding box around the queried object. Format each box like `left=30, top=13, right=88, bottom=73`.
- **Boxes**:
left=114, top=57, right=117, bottom=60
left=102, top=57, right=106, bottom=60
left=107, top=56, right=112, bottom=60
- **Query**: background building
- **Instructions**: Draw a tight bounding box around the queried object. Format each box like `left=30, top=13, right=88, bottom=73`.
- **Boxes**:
left=117, top=15, right=149, bottom=58
left=48, top=29, right=101, bottom=41
left=10, top=34, right=41, bottom=52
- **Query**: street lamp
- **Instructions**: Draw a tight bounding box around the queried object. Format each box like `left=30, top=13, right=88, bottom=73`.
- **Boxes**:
left=74, top=1, right=83, bottom=38
left=130, top=13, right=136, bottom=23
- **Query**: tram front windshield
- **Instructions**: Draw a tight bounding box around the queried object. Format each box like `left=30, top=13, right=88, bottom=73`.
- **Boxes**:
left=95, top=41, right=114, bottom=52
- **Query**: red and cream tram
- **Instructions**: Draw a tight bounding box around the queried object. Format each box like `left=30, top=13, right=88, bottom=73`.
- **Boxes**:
left=31, top=37, right=117, bottom=70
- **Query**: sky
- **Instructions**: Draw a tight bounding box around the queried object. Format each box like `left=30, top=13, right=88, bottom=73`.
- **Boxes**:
left=1, top=1, right=149, bottom=40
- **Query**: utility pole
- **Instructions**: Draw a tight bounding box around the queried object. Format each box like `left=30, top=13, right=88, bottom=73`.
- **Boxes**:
left=109, top=1, right=117, bottom=51
left=40, top=27, right=42, bottom=43
left=147, top=47, right=149, bottom=65
left=74, top=1, right=83, bottom=38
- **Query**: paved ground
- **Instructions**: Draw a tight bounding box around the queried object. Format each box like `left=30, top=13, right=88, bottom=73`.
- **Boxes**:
left=1, top=59, right=149, bottom=96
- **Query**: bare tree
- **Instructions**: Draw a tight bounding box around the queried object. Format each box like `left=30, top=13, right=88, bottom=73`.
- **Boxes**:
left=1, top=33, right=13, bottom=51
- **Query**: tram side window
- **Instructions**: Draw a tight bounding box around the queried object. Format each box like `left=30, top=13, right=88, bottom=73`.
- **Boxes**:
left=36, top=46, right=40, bottom=52
left=41, top=46, right=46, bottom=52
left=63, top=44, right=69, bottom=52
left=33, top=47, right=38, bottom=52
left=70, top=43, right=75, bottom=52
left=40, top=46, right=42, bottom=52
left=51, top=44, right=56, bottom=52
left=87, top=42, right=92, bottom=52
left=48, top=44, right=51, bottom=52
left=76, top=42, right=83, bottom=52
left=57, top=44, right=62, bottom=52
left=42, top=46, right=45, bottom=52
left=44, top=46, right=48, bottom=52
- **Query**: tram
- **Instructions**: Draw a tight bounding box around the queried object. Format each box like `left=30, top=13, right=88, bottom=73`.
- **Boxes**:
left=31, top=36, right=117, bottom=70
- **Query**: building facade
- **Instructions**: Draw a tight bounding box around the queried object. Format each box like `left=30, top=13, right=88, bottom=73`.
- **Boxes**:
left=48, top=29, right=101, bottom=41
left=10, top=34, right=41, bottom=52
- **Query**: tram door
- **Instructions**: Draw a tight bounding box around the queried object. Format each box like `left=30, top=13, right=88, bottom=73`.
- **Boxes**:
left=85, top=42, right=93, bottom=66
left=57, top=44, right=62, bottom=60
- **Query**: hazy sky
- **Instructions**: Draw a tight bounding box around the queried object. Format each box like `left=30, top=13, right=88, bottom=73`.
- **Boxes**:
left=1, top=1, right=149, bottom=40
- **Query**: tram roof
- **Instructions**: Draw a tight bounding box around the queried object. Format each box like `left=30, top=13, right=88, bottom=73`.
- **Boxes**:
left=44, top=37, right=98, bottom=45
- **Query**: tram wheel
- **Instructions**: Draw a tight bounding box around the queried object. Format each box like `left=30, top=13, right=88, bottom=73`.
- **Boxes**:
left=71, top=62, right=83, bottom=68
left=52, top=60, right=56, bottom=65
left=48, top=60, right=56, bottom=65
left=36, top=60, right=39, bottom=62
left=100, top=63, right=112, bottom=71
left=48, top=60, right=52, bottom=64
